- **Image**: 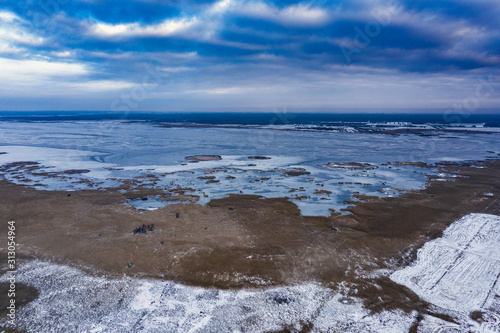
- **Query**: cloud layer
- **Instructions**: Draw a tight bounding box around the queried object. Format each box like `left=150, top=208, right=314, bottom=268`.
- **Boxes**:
left=0, top=0, right=499, bottom=111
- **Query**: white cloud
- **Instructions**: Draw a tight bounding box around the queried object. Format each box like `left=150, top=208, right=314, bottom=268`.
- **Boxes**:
left=279, top=4, right=331, bottom=26
left=0, top=56, right=166, bottom=97
left=0, top=11, right=19, bottom=23
left=0, top=43, right=22, bottom=53
left=159, top=66, right=194, bottom=73
left=209, top=0, right=233, bottom=14
left=86, top=1, right=331, bottom=43
left=52, top=51, right=73, bottom=57
left=0, top=27, right=44, bottom=45
left=0, top=10, right=45, bottom=55
left=84, top=50, right=199, bottom=62
left=235, top=2, right=331, bottom=27
left=66, top=80, right=137, bottom=92
left=0, top=57, right=147, bottom=97
left=88, top=17, right=200, bottom=39
left=0, top=57, right=88, bottom=80
left=0, top=57, right=88, bottom=95
left=204, top=87, right=246, bottom=94
left=88, top=0, right=236, bottom=41
left=370, top=5, right=486, bottom=43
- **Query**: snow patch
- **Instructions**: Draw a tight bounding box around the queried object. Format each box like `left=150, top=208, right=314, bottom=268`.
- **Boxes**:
left=391, top=213, right=500, bottom=316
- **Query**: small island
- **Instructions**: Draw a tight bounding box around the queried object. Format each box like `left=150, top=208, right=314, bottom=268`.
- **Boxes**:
left=185, top=155, right=222, bottom=161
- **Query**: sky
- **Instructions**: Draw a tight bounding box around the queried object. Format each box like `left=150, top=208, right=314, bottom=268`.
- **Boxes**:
left=0, top=0, right=499, bottom=112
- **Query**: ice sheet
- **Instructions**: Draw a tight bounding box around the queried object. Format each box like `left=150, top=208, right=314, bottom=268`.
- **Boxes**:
left=1, top=121, right=499, bottom=215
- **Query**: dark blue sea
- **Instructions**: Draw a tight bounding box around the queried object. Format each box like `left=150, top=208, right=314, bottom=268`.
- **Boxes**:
left=1, top=111, right=500, bottom=127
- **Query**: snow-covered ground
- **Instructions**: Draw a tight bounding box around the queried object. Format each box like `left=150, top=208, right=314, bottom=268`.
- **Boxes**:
left=391, top=213, right=500, bottom=331
left=1, top=261, right=415, bottom=332
left=2, top=213, right=499, bottom=332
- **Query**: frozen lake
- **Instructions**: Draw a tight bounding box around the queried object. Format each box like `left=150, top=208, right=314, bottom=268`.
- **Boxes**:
left=1, top=120, right=499, bottom=215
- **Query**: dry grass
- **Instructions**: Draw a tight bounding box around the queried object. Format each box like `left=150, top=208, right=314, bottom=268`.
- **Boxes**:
left=269, top=320, right=314, bottom=333
left=408, top=320, right=419, bottom=333
left=470, top=310, right=484, bottom=322
left=347, top=277, right=428, bottom=314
